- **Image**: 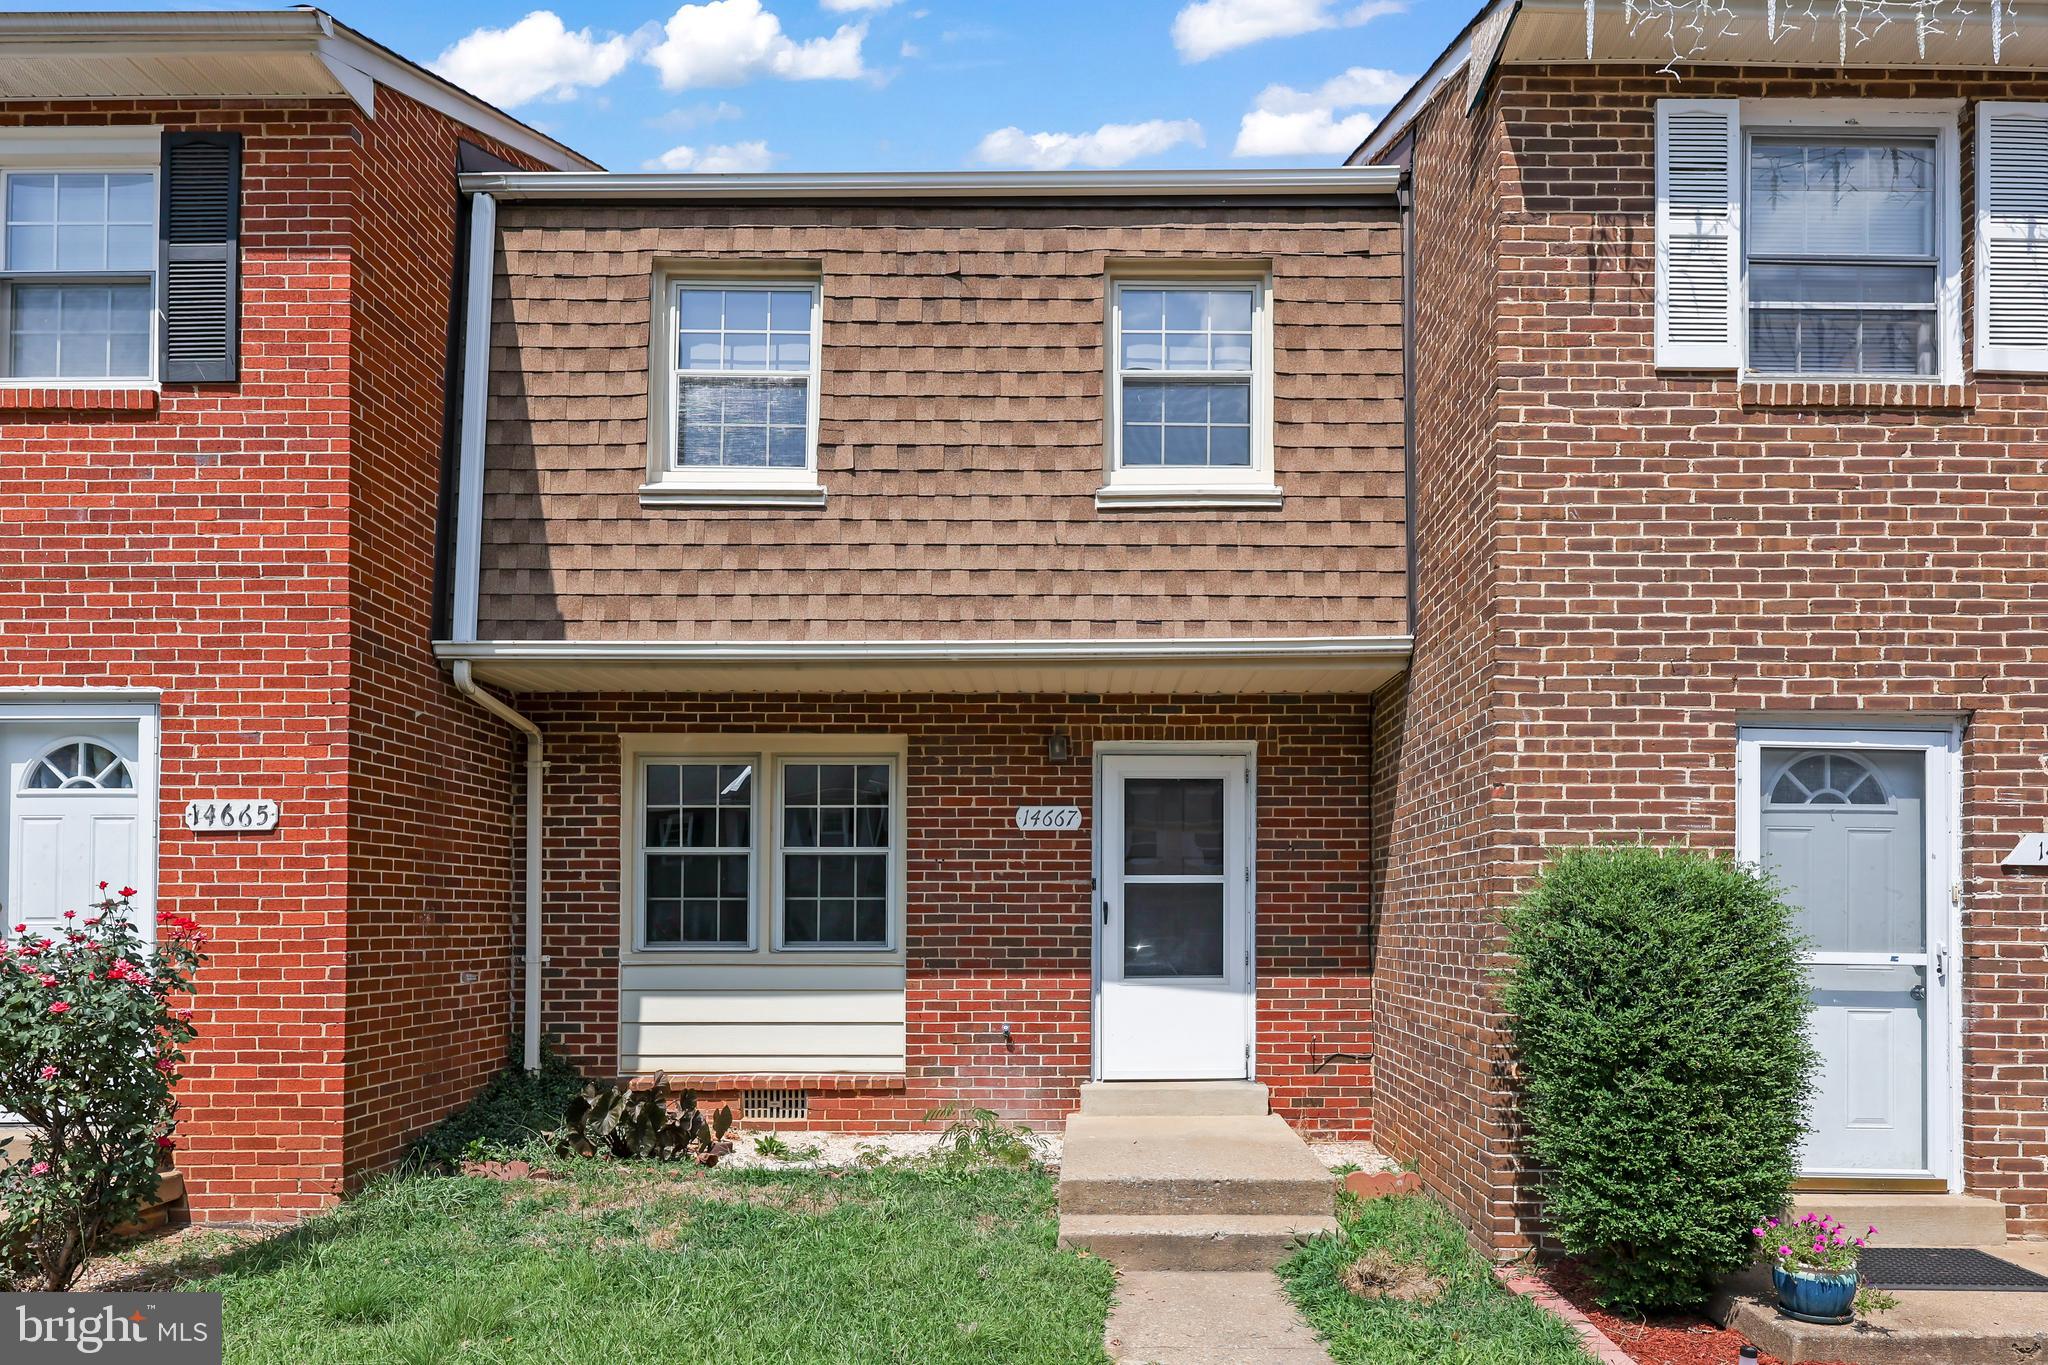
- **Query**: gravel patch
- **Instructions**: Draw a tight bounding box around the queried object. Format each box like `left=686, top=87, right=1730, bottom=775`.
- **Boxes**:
left=721, top=1129, right=1064, bottom=1172
left=1306, top=1141, right=1398, bottom=1174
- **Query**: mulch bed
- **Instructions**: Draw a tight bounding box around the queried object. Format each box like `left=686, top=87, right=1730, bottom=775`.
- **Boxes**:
left=1536, top=1260, right=1857, bottom=1365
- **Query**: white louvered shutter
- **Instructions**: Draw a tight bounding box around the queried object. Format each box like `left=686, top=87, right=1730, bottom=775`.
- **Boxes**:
left=1655, top=99, right=1741, bottom=370
left=1976, top=103, right=2048, bottom=374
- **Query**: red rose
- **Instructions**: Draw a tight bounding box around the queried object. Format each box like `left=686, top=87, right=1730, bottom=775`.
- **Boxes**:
left=48, top=1001, right=70, bottom=1015
left=119, top=887, right=136, bottom=898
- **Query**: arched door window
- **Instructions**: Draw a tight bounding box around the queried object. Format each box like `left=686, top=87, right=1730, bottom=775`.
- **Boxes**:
left=20, top=740, right=134, bottom=792
left=1767, top=751, right=1888, bottom=807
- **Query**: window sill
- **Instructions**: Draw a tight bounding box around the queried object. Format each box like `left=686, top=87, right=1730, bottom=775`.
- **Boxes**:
left=639, top=481, right=827, bottom=509
left=1095, top=483, right=1284, bottom=512
left=0, top=384, right=159, bottom=413
left=1738, top=379, right=1975, bottom=412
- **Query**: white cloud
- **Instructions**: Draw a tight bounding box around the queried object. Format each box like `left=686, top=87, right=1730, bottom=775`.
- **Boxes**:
left=644, top=140, right=779, bottom=172
left=1172, top=0, right=1403, bottom=62
left=431, top=10, right=638, bottom=107
left=1232, top=67, right=1412, bottom=157
left=975, top=119, right=1204, bottom=171
left=646, top=0, right=867, bottom=90
left=822, top=0, right=899, bottom=9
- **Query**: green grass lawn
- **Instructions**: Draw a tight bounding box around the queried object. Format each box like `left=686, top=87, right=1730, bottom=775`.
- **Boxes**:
left=1278, top=1193, right=1593, bottom=1365
left=186, top=1161, right=1115, bottom=1365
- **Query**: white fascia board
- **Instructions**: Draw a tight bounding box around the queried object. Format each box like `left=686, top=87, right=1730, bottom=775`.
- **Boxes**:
left=435, top=637, right=1415, bottom=665
left=460, top=168, right=1403, bottom=202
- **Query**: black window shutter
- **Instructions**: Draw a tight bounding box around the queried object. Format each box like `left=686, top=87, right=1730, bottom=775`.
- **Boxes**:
left=159, top=131, right=241, bottom=383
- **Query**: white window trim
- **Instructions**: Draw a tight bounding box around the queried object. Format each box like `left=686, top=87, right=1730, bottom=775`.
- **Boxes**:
left=642, top=271, right=825, bottom=508
left=618, top=733, right=907, bottom=966
left=1736, top=100, right=1964, bottom=387
left=1100, top=275, right=1280, bottom=511
left=632, top=754, right=760, bottom=952
left=0, top=129, right=163, bottom=390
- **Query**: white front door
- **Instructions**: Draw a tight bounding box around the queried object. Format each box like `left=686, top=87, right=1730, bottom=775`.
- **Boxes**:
left=1097, top=752, right=1253, bottom=1081
left=1739, top=726, right=1957, bottom=1183
left=1, top=721, right=151, bottom=945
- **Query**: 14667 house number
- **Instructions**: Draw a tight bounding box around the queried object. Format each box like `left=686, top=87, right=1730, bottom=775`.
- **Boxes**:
left=183, top=799, right=281, bottom=833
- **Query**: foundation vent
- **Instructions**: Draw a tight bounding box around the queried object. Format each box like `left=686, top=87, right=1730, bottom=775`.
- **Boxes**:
left=743, top=1088, right=807, bottom=1121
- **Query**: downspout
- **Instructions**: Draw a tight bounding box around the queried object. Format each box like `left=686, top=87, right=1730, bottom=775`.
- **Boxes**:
left=453, top=661, right=544, bottom=1074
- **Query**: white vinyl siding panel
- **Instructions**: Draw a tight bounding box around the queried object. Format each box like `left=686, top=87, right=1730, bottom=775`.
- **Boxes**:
left=1975, top=102, right=2048, bottom=373
left=1656, top=99, right=1742, bottom=370
left=620, top=967, right=906, bottom=1074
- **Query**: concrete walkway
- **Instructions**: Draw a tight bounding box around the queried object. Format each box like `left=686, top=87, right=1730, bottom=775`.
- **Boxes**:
left=1106, top=1270, right=1334, bottom=1365
left=1059, top=1083, right=1339, bottom=1365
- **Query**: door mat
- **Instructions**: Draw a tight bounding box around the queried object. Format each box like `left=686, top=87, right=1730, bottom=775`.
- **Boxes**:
left=1858, top=1247, right=2048, bottom=1292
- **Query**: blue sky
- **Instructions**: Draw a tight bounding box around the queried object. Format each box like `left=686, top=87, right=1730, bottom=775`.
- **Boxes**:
left=25, top=1, right=1462, bottom=171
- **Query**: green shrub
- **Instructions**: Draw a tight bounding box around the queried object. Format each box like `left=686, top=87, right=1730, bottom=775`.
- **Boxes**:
left=1503, top=844, right=1817, bottom=1311
left=405, top=1042, right=583, bottom=1172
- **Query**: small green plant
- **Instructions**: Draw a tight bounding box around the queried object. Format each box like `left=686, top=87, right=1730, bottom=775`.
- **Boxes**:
left=923, top=1103, right=1046, bottom=1170
left=558, top=1075, right=734, bottom=1163
left=405, top=1040, right=584, bottom=1173
left=1504, top=845, right=1818, bottom=1311
left=0, top=887, right=207, bottom=1291
left=752, top=1134, right=823, bottom=1162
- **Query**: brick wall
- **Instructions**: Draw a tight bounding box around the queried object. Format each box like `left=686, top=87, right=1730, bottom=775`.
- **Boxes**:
left=341, top=88, right=549, bottom=1186
left=0, top=92, right=542, bottom=1219
left=1367, top=78, right=1527, bottom=1248
left=519, top=694, right=1377, bottom=1135
left=1392, top=65, right=2048, bottom=1245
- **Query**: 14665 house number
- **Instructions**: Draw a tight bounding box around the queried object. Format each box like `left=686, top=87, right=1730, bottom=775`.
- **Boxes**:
left=183, top=799, right=281, bottom=833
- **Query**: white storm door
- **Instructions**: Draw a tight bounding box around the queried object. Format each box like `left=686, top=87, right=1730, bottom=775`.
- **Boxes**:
left=1739, top=727, right=1956, bottom=1183
left=1098, top=753, right=1252, bottom=1081
left=2, top=724, right=149, bottom=947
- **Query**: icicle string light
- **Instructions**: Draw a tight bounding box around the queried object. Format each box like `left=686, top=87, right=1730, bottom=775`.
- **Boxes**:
left=1583, top=0, right=2020, bottom=66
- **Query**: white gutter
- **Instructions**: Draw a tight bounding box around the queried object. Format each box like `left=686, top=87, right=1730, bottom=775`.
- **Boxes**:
left=451, top=661, right=545, bottom=1074
left=459, top=166, right=1404, bottom=202
left=451, top=191, right=494, bottom=645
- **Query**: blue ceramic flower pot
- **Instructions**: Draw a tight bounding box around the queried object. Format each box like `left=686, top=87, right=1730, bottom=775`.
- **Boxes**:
left=1772, top=1265, right=1858, bottom=1325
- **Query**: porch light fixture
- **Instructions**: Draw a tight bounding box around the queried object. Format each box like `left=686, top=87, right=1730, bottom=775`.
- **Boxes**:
left=1046, top=732, right=1071, bottom=764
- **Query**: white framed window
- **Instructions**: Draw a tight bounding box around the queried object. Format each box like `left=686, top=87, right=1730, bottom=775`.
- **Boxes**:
left=644, top=274, right=824, bottom=507
left=623, top=735, right=906, bottom=961
left=1100, top=277, right=1278, bottom=510
left=637, top=758, right=757, bottom=950
left=1654, top=99, right=1962, bottom=382
left=0, top=133, right=160, bottom=385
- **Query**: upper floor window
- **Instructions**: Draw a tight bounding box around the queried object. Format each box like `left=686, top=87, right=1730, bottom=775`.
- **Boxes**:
left=1746, top=137, right=1939, bottom=378
left=1654, top=100, right=1961, bottom=384
left=1, top=169, right=156, bottom=382
left=647, top=277, right=823, bottom=506
left=1102, top=278, right=1277, bottom=510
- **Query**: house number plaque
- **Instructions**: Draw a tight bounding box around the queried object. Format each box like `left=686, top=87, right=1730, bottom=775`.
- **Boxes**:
left=183, top=799, right=281, bottom=833
left=1015, top=806, right=1083, bottom=832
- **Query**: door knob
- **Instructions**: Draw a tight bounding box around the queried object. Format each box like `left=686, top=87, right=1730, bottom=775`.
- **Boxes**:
left=1911, top=984, right=1927, bottom=1003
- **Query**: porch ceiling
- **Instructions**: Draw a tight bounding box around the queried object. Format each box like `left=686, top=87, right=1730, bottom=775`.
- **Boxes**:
left=433, top=637, right=1412, bottom=697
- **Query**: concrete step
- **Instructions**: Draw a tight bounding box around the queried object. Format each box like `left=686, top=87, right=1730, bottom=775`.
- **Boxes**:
left=1079, top=1081, right=1270, bottom=1118
left=1790, top=1193, right=2008, bottom=1248
left=1058, top=1115, right=1335, bottom=1218
left=1060, top=1212, right=1337, bottom=1270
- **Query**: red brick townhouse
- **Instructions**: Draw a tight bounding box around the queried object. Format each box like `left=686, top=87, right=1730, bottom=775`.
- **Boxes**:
left=1355, top=0, right=2048, bottom=1249
left=436, top=168, right=1410, bottom=1136
left=0, top=10, right=594, bottom=1220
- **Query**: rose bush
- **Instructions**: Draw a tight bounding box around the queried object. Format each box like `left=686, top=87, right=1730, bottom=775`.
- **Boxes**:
left=0, top=886, right=206, bottom=1290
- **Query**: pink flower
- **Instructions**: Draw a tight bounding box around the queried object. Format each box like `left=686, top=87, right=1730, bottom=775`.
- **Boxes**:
left=47, top=1001, right=69, bottom=1015
left=1778, top=1245, right=1792, bottom=1257
left=37, top=974, right=56, bottom=989
left=1752, top=1227, right=1766, bottom=1237
left=154, top=1136, right=175, bottom=1152
left=1867, top=1225, right=1878, bottom=1237
left=30, top=1162, right=48, bottom=1176
left=61, top=910, right=75, bottom=921
left=155, top=1058, right=177, bottom=1074
left=38, top=1065, right=57, bottom=1081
